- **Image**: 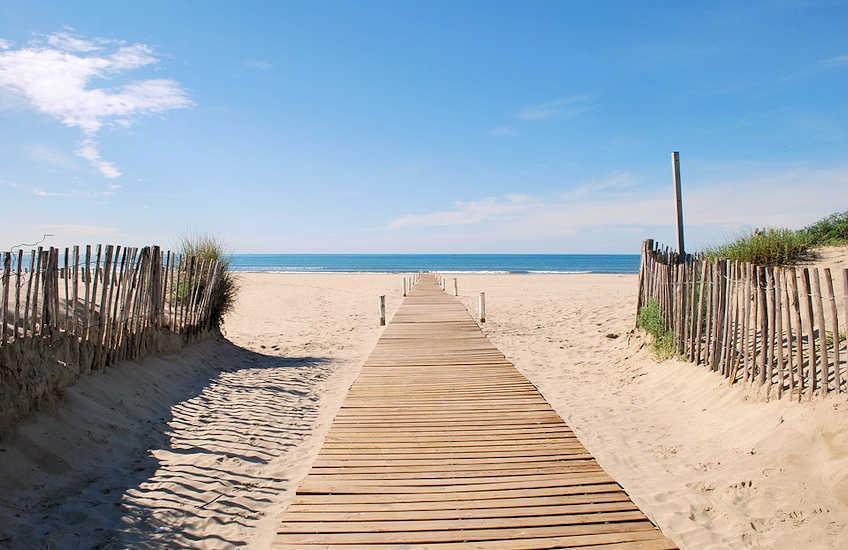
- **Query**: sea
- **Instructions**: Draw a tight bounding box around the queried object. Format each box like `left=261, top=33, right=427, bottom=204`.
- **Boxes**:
left=226, top=254, right=640, bottom=274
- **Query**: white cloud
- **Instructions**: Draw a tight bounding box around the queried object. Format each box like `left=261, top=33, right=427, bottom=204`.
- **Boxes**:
left=387, top=166, right=848, bottom=252
left=0, top=31, right=192, bottom=180
left=75, top=138, right=121, bottom=178
left=0, top=39, right=11, bottom=50
left=45, top=31, right=104, bottom=53
left=516, top=95, right=592, bottom=121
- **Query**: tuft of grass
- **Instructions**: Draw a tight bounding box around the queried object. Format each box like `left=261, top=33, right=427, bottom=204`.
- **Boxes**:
left=704, top=228, right=813, bottom=266
left=801, top=210, right=848, bottom=246
left=637, top=300, right=676, bottom=359
left=179, top=234, right=238, bottom=327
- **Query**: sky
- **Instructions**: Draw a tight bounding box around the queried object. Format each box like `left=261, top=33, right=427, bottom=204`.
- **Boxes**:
left=0, top=1, right=846, bottom=253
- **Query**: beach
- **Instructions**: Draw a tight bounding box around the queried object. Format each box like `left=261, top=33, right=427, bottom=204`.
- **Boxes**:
left=1, top=269, right=847, bottom=548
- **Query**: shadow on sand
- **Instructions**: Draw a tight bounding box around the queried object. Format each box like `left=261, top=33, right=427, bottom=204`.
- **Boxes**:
left=0, top=337, right=336, bottom=549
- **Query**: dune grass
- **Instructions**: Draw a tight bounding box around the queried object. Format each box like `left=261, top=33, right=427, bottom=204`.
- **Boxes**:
left=702, top=210, right=848, bottom=266
left=704, top=227, right=813, bottom=266
left=179, top=235, right=238, bottom=327
left=637, top=300, right=675, bottom=359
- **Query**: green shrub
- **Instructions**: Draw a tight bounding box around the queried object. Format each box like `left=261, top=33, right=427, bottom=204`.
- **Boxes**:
left=704, top=228, right=813, bottom=266
left=179, top=235, right=238, bottom=327
left=801, top=210, right=848, bottom=246
left=637, top=300, right=676, bottom=358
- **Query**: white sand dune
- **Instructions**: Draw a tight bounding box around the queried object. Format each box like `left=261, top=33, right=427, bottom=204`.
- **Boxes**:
left=1, top=267, right=847, bottom=548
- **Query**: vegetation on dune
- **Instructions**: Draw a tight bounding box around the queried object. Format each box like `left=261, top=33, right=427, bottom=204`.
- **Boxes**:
left=179, top=234, right=238, bottom=327
left=704, top=210, right=847, bottom=266
left=800, top=210, right=848, bottom=246
left=704, top=228, right=813, bottom=266
left=636, top=300, right=675, bottom=359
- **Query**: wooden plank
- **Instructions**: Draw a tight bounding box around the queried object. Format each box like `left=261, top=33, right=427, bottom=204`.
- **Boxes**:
left=799, top=269, right=816, bottom=398
left=71, top=246, right=79, bottom=336
left=1, top=252, right=9, bottom=344
left=810, top=268, right=830, bottom=394
left=83, top=245, right=92, bottom=339
left=13, top=250, right=22, bottom=339
left=274, top=274, right=675, bottom=548
left=823, top=269, right=841, bottom=393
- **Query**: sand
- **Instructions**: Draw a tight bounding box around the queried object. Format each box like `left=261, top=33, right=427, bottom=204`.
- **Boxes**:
left=455, top=271, right=848, bottom=549
left=0, top=273, right=401, bottom=548
left=2, top=263, right=848, bottom=548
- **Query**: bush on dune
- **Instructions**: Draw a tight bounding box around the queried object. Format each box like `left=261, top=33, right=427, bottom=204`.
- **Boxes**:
left=637, top=300, right=675, bottom=359
left=800, top=210, right=848, bottom=246
left=702, top=211, right=848, bottom=266
left=179, top=235, right=238, bottom=327
left=704, top=228, right=813, bottom=266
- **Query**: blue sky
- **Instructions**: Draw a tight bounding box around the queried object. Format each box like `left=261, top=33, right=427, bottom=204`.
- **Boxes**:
left=0, top=1, right=846, bottom=253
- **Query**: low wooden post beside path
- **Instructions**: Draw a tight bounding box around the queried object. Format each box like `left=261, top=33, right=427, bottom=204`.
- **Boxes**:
left=275, top=273, right=676, bottom=548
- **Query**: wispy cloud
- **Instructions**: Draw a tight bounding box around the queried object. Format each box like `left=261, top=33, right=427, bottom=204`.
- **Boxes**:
left=820, top=53, right=848, bottom=67
left=491, top=125, right=517, bottom=137
left=243, top=58, right=272, bottom=70
left=6, top=177, right=120, bottom=199
left=515, top=95, right=592, bottom=121
left=387, top=166, right=848, bottom=251
left=26, top=143, right=77, bottom=169
left=0, top=30, right=193, bottom=181
left=390, top=195, right=534, bottom=229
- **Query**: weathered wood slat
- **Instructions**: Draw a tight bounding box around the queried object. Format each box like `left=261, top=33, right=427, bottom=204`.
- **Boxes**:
left=275, top=274, right=675, bottom=548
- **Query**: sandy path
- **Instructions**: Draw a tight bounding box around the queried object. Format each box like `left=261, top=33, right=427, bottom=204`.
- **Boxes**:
left=0, top=273, right=401, bottom=549
left=455, top=272, right=848, bottom=549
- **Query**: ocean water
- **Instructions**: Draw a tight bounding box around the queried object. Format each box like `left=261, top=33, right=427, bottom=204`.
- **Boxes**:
left=227, top=254, right=640, bottom=274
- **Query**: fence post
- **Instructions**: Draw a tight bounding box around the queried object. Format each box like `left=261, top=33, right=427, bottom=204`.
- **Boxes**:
left=454, top=278, right=458, bottom=296
left=1, top=252, right=9, bottom=344
left=379, top=295, right=386, bottom=326
left=479, top=291, right=486, bottom=323
left=403, top=277, right=407, bottom=297
left=672, top=151, right=685, bottom=255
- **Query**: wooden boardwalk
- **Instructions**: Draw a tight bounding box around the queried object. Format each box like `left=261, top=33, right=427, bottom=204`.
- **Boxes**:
left=274, top=274, right=676, bottom=549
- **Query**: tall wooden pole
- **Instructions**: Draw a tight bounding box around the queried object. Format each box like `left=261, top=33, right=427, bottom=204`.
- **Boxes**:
left=672, top=151, right=685, bottom=256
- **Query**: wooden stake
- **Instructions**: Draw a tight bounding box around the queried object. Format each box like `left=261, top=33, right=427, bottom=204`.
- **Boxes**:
left=755, top=266, right=766, bottom=385
left=379, top=295, right=386, bottom=326
left=799, top=269, right=816, bottom=398
left=811, top=268, right=830, bottom=394
left=1, top=253, right=9, bottom=344
left=741, top=263, right=751, bottom=383
left=32, top=248, right=43, bottom=336
left=13, top=250, right=22, bottom=338
left=765, top=267, right=776, bottom=396
left=774, top=268, right=785, bottom=398
left=23, top=250, right=35, bottom=338
left=823, top=268, right=841, bottom=393
left=479, top=291, right=486, bottom=323
left=694, top=259, right=707, bottom=365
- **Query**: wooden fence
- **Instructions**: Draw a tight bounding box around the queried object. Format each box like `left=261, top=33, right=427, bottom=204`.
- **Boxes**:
left=637, top=239, right=848, bottom=399
left=0, top=244, right=222, bottom=363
